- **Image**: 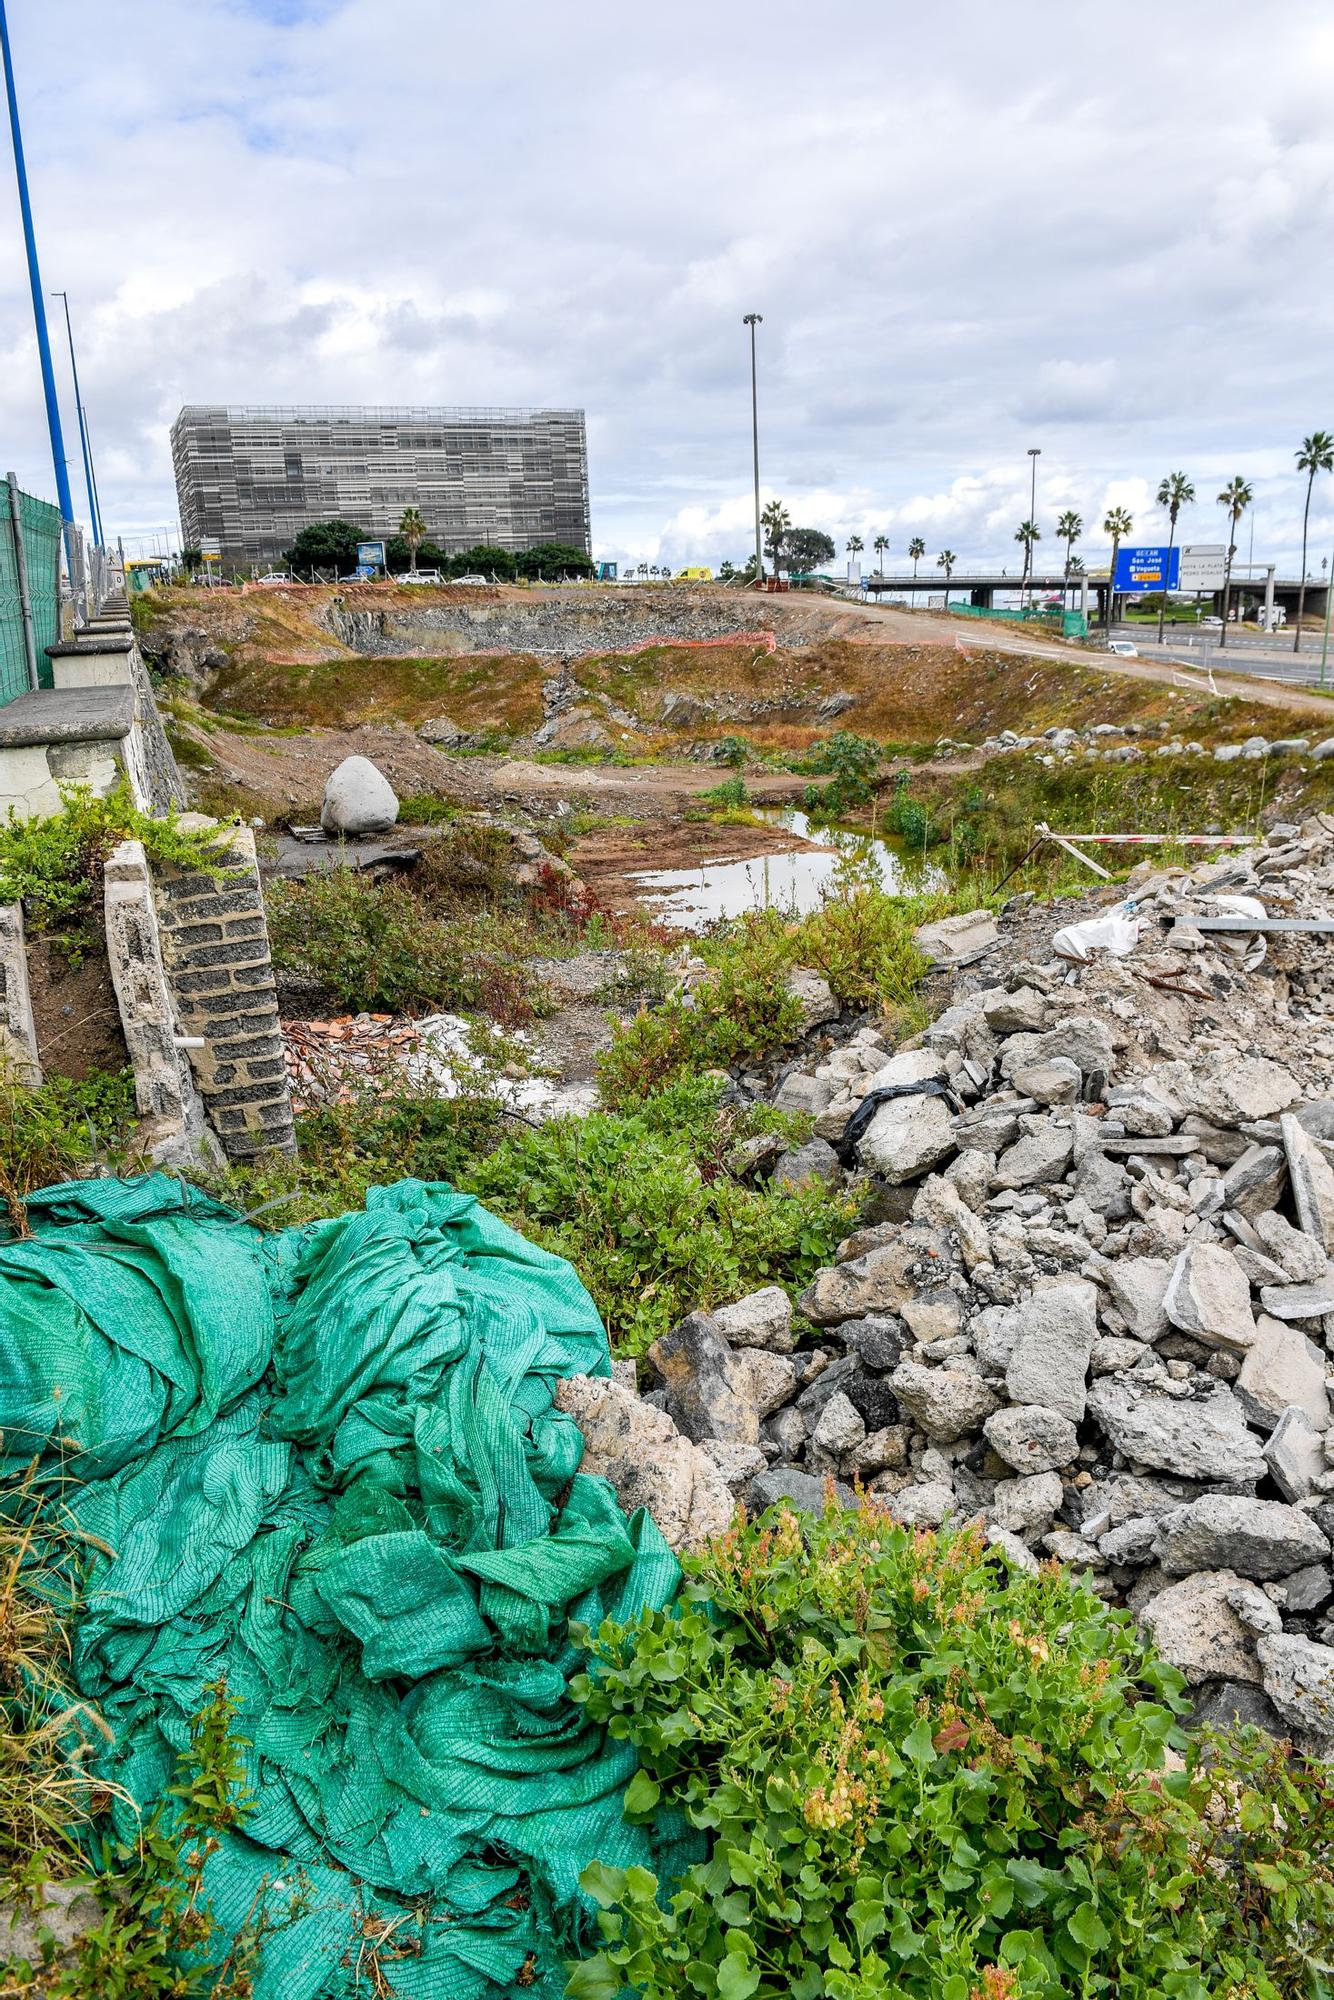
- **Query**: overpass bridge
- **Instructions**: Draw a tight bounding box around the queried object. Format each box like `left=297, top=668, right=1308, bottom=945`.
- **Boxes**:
left=862, top=567, right=1324, bottom=625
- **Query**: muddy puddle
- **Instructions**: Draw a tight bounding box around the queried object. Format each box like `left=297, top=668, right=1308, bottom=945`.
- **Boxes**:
left=628, top=810, right=947, bottom=929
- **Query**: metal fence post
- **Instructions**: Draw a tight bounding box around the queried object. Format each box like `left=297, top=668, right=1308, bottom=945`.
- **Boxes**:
left=7, top=471, right=38, bottom=691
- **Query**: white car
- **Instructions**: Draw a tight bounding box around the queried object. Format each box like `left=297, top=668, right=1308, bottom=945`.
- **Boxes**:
left=399, top=569, right=443, bottom=585
left=455, top=574, right=488, bottom=585
left=1200, top=615, right=1223, bottom=628
left=1107, top=639, right=1138, bottom=658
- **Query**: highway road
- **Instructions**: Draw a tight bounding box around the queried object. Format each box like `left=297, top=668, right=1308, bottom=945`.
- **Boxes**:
left=1111, top=626, right=1334, bottom=691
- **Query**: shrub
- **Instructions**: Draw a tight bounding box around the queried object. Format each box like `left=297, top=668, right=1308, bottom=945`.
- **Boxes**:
left=465, top=1076, right=855, bottom=1356
left=802, top=732, right=882, bottom=817
left=0, top=1064, right=137, bottom=1229
left=570, top=1502, right=1334, bottom=2000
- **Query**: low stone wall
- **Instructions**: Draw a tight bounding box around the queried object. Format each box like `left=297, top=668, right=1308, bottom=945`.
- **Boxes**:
left=152, top=821, right=295, bottom=1159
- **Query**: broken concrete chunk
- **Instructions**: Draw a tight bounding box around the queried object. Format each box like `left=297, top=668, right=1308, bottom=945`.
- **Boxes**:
left=784, top=967, right=839, bottom=1032
left=1282, top=1114, right=1334, bottom=1255
left=1100, top=1254, right=1172, bottom=1343
left=1030, top=1015, right=1115, bottom=1078
left=555, top=1375, right=733, bottom=1552
left=1009, top=1058, right=1081, bottom=1106
left=1162, top=1240, right=1256, bottom=1354
left=992, top=1124, right=1074, bottom=1190
left=1254, top=1210, right=1329, bottom=1283
left=1188, top=1054, right=1302, bottom=1129
left=1154, top=1495, right=1330, bottom=1580
left=1264, top=1405, right=1325, bottom=1502
left=1236, top=1316, right=1329, bottom=1433
left=1138, top=1570, right=1265, bottom=1685
left=1085, top=1379, right=1267, bottom=1483
left=647, top=1310, right=759, bottom=1446
left=1004, top=1277, right=1098, bottom=1422
left=858, top=1093, right=957, bottom=1184
left=983, top=1403, right=1079, bottom=1472
left=811, top=1391, right=866, bottom=1460
left=982, top=986, right=1049, bottom=1035
left=1256, top=1632, right=1334, bottom=1745
left=888, top=1360, right=1000, bottom=1442
left=1222, top=1144, right=1288, bottom=1220
left=863, top=1048, right=948, bottom=1093
left=710, top=1286, right=795, bottom=1353
left=914, top=908, right=998, bottom=965
left=735, top=1348, right=799, bottom=1418
left=1259, top=1273, right=1334, bottom=1322
left=988, top=1470, right=1063, bottom=1538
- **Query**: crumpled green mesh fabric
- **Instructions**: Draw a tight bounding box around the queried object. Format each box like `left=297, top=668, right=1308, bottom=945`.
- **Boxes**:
left=0, top=1174, right=694, bottom=1997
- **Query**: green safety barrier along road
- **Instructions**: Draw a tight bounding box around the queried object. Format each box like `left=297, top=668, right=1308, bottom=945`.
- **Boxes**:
left=0, top=1175, right=696, bottom=1997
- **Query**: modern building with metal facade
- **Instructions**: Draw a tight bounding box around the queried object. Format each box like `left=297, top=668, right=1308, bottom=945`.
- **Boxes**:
left=170, top=404, right=591, bottom=568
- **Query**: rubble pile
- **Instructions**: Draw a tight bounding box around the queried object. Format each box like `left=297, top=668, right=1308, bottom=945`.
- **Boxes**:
left=561, top=814, right=1334, bottom=1747
left=977, top=719, right=1334, bottom=765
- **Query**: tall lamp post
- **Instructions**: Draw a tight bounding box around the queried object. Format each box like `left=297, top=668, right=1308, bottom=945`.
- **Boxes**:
left=1024, top=446, right=1041, bottom=609
left=1319, top=535, right=1334, bottom=690
left=52, top=291, right=101, bottom=548
left=0, top=0, right=77, bottom=586
left=743, top=313, right=763, bottom=584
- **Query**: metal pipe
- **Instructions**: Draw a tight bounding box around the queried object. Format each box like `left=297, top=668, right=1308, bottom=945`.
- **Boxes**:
left=0, top=0, right=77, bottom=590
left=52, top=291, right=100, bottom=545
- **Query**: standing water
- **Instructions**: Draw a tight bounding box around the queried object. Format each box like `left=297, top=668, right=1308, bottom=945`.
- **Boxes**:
left=629, top=810, right=947, bottom=930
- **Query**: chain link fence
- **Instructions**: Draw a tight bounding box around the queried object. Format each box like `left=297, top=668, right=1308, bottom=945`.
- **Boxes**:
left=0, top=476, right=63, bottom=706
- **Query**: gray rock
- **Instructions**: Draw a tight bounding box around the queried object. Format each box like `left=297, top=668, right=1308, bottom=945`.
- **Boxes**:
left=1264, top=1405, right=1325, bottom=1501
left=863, top=1048, right=948, bottom=1093
left=954, top=1101, right=1023, bottom=1156
left=837, top=1314, right=904, bottom=1372
left=747, top=1466, right=854, bottom=1515
left=711, top=1286, right=795, bottom=1354
left=773, top=1138, right=843, bottom=1190
left=1004, top=1277, right=1098, bottom=1421
left=1073, top=1150, right=1132, bottom=1219
left=1113, top=1091, right=1176, bottom=1138
left=1276, top=1562, right=1333, bottom=1614
left=1010, top=1058, right=1081, bottom=1106
left=1030, top=1015, right=1115, bottom=1077
left=1154, top=1495, right=1330, bottom=1580
left=858, top=1093, right=957, bottom=1183
left=1086, top=1379, right=1267, bottom=1483
left=1236, top=1317, right=1329, bottom=1432
left=914, top=908, right=998, bottom=965
left=1091, top=1335, right=1146, bottom=1374
left=983, top=986, right=1049, bottom=1034
left=985, top=1525, right=1041, bottom=1573
left=888, top=1477, right=958, bottom=1527
left=1100, top=1255, right=1172, bottom=1342
left=555, top=1375, right=734, bottom=1551
left=800, top=1227, right=952, bottom=1324
left=321, top=754, right=400, bottom=834
left=889, top=1360, right=1000, bottom=1442
left=989, top=1470, right=1063, bottom=1537
left=1099, top=1516, right=1160, bottom=1565
left=1188, top=1055, right=1301, bottom=1129
left=735, top=1348, right=799, bottom=1419
left=1257, top=1633, right=1334, bottom=1743
left=772, top=1070, right=835, bottom=1119
left=1283, top=1114, right=1334, bottom=1255
left=1189, top=1679, right=1287, bottom=1735
left=992, top=1124, right=1074, bottom=1190
left=417, top=714, right=466, bottom=746
left=811, top=1391, right=866, bottom=1460
left=911, top=1175, right=992, bottom=1269
left=983, top=1403, right=1079, bottom=1472
left=764, top=1405, right=808, bottom=1459
left=1138, top=1570, right=1265, bottom=1685
left=648, top=1311, right=759, bottom=1445
left=843, top=1367, right=902, bottom=1433
left=1222, top=1144, right=1288, bottom=1220
left=785, top=966, right=840, bottom=1032
left=1163, top=1240, right=1256, bottom=1353
left=1260, top=1274, right=1334, bottom=1322
left=854, top=1424, right=911, bottom=1476
left=1312, top=737, right=1334, bottom=761
left=698, top=1439, right=768, bottom=1490
left=0, top=1880, right=103, bottom=1969
left=1255, top=1211, right=1329, bottom=1283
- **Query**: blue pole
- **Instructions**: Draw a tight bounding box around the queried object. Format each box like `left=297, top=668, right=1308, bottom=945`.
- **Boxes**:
left=53, top=291, right=100, bottom=546
left=0, top=0, right=78, bottom=581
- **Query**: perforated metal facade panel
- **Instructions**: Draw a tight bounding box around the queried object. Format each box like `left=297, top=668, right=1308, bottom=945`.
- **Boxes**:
left=171, top=404, right=591, bottom=568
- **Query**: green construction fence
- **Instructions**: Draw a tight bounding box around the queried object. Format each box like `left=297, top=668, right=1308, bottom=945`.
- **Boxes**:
left=0, top=478, right=61, bottom=706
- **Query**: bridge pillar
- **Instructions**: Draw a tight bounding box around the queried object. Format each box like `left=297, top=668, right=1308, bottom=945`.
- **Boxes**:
left=1263, top=565, right=1275, bottom=634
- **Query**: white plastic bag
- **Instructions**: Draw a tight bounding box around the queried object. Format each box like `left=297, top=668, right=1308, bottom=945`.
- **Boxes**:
left=1050, top=910, right=1141, bottom=963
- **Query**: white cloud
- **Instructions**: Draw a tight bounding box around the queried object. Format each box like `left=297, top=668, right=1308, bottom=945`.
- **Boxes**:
left=0, top=0, right=1331, bottom=571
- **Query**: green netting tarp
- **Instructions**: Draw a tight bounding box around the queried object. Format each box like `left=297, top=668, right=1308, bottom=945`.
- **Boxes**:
left=0, top=1175, right=693, bottom=1996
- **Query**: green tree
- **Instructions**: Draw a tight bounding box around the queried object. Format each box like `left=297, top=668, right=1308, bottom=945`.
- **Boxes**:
left=718, top=559, right=736, bottom=581
left=846, top=533, right=864, bottom=566
left=1102, top=505, right=1133, bottom=630
left=1155, top=471, right=1195, bottom=642
left=282, top=519, right=366, bottom=577
left=872, top=533, right=888, bottom=575
left=1014, top=518, right=1041, bottom=600
left=1294, top=431, right=1334, bottom=653
left=783, top=527, right=835, bottom=573
left=760, top=500, right=790, bottom=579
left=936, top=549, right=955, bottom=599
left=1216, top=476, right=1253, bottom=647
left=1056, top=509, right=1082, bottom=594
left=515, top=542, right=594, bottom=579
left=179, top=545, right=202, bottom=575
left=398, top=506, right=426, bottom=568
left=908, top=535, right=926, bottom=580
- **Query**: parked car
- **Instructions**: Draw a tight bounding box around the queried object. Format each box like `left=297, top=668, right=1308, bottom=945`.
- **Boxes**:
left=399, top=569, right=443, bottom=585
left=1200, top=615, right=1223, bottom=628
left=455, top=574, right=488, bottom=585
left=1106, top=639, right=1138, bottom=658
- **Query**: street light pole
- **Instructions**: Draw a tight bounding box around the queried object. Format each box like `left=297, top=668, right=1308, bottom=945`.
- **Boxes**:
left=1320, top=533, right=1334, bottom=689
left=52, top=291, right=101, bottom=547
left=1024, top=446, right=1040, bottom=609
left=0, top=0, right=77, bottom=585
left=743, top=314, right=763, bottom=585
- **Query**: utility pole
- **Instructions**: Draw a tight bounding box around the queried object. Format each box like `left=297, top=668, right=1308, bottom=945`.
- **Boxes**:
left=1320, top=533, right=1334, bottom=690
left=52, top=291, right=101, bottom=547
left=0, top=0, right=78, bottom=592
left=1025, top=446, right=1041, bottom=609
left=744, top=314, right=763, bottom=584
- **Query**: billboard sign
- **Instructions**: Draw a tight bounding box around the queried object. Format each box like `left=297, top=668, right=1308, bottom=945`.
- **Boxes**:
left=356, top=540, right=386, bottom=572
left=1179, top=544, right=1227, bottom=592
left=1113, top=545, right=1180, bottom=593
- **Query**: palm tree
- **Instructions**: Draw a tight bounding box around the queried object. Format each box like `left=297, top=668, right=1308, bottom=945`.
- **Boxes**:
left=1014, top=519, right=1040, bottom=603
left=1216, top=477, right=1253, bottom=647
left=1102, top=506, right=1133, bottom=630
left=1294, top=432, right=1334, bottom=652
left=1056, top=510, right=1082, bottom=600
left=936, top=550, right=956, bottom=602
left=761, top=500, right=791, bottom=580
left=1155, top=472, right=1195, bottom=643
left=908, top=536, right=926, bottom=581
left=846, top=534, right=864, bottom=571
left=873, top=534, right=889, bottom=576
left=399, top=506, right=425, bottom=569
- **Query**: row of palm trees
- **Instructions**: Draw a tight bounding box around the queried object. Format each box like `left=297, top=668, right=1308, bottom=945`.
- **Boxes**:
left=818, top=433, right=1334, bottom=650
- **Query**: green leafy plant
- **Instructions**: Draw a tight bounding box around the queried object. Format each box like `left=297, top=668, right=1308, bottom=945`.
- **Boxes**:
left=802, top=733, right=882, bottom=817
left=0, top=1064, right=137, bottom=1232
left=569, top=1502, right=1334, bottom=2000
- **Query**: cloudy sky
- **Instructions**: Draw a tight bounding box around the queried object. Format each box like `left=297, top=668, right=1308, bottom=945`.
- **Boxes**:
left=2, top=0, right=1333, bottom=574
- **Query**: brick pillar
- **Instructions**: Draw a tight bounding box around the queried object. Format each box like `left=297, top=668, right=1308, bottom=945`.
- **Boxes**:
left=152, top=817, right=296, bottom=1159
